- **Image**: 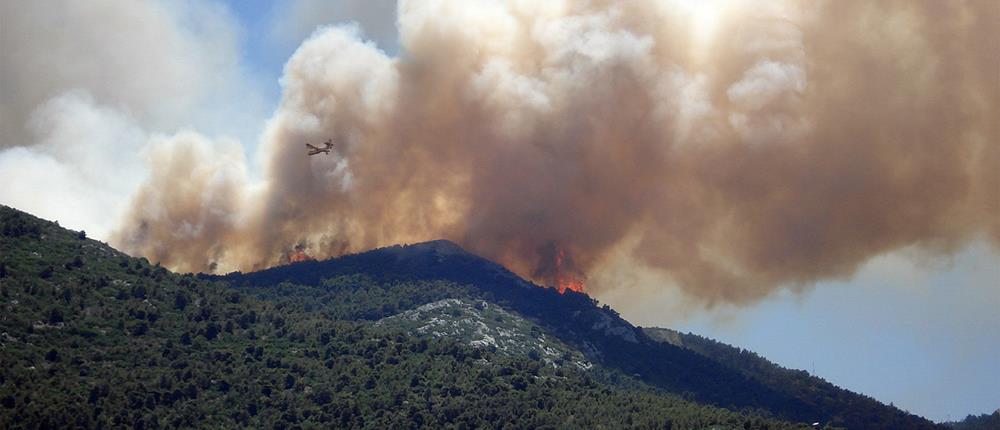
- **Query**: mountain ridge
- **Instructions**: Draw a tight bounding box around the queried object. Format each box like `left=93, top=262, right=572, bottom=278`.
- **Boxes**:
left=218, top=237, right=941, bottom=429
left=0, top=205, right=812, bottom=429
left=0, top=205, right=943, bottom=428
left=643, top=327, right=940, bottom=429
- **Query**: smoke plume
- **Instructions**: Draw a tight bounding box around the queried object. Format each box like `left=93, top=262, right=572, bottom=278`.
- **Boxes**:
left=113, top=0, right=999, bottom=305
left=0, top=0, right=266, bottom=239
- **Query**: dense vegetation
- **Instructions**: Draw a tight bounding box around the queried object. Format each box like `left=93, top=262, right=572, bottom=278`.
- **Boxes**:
left=1, top=205, right=813, bottom=429
left=223, top=240, right=943, bottom=429
left=944, top=411, right=1000, bottom=430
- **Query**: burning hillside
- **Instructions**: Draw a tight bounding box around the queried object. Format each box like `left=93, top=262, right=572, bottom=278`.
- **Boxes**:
left=287, top=244, right=314, bottom=264
left=532, top=243, right=586, bottom=294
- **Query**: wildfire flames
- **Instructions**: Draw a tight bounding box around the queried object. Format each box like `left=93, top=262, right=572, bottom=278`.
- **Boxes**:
left=555, top=274, right=586, bottom=294
left=288, top=244, right=314, bottom=263
left=553, top=248, right=585, bottom=294
left=533, top=242, right=586, bottom=294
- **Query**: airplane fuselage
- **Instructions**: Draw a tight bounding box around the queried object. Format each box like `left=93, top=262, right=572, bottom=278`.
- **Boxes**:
left=306, top=140, right=335, bottom=156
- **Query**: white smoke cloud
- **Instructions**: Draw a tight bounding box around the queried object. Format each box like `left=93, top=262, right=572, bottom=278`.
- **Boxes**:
left=0, top=92, right=147, bottom=238
left=0, top=0, right=267, bottom=239
left=111, top=0, right=1000, bottom=311
left=3, top=0, right=996, bottom=309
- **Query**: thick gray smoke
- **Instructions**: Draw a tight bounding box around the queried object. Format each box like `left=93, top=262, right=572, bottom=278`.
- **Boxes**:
left=113, top=0, right=999, bottom=305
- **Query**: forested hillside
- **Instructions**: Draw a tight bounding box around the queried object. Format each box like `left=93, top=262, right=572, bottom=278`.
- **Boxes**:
left=0, top=205, right=808, bottom=429
left=944, top=411, right=1000, bottom=430
left=223, top=238, right=942, bottom=429
left=643, top=327, right=942, bottom=429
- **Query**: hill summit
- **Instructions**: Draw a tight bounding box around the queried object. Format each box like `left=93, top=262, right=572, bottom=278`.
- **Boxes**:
left=1, top=205, right=941, bottom=429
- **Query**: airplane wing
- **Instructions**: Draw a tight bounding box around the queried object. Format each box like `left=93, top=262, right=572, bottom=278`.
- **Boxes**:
left=306, top=143, right=320, bottom=150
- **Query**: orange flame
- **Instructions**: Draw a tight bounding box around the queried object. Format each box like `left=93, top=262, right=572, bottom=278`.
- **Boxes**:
left=555, top=275, right=585, bottom=294
left=288, top=244, right=314, bottom=263
left=552, top=247, right=585, bottom=294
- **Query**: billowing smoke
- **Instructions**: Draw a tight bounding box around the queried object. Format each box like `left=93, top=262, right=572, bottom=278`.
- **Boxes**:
left=0, top=0, right=266, bottom=239
left=113, top=0, right=999, bottom=305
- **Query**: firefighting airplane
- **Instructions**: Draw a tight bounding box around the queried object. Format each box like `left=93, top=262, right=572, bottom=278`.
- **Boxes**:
left=306, top=139, right=335, bottom=156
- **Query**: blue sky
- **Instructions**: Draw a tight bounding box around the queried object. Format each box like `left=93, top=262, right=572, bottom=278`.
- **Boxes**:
left=215, top=1, right=998, bottom=422
left=674, top=242, right=1000, bottom=422
left=223, top=0, right=284, bottom=105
